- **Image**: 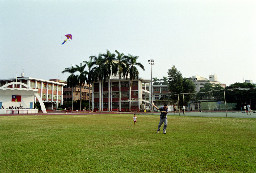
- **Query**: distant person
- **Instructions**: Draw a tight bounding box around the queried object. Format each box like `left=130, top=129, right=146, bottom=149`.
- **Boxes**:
left=173, top=105, right=176, bottom=113
left=153, top=103, right=168, bottom=134
left=247, top=105, right=251, bottom=115
left=133, top=114, right=137, bottom=125
left=244, top=105, right=246, bottom=113
left=182, top=106, right=185, bottom=114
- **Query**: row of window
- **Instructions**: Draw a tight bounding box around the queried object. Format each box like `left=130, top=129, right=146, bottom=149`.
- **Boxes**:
left=42, top=94, right=62, bottom=100
left=94, top=91, right=138, bottom=98
left=30, top=81, right=62, bottom=90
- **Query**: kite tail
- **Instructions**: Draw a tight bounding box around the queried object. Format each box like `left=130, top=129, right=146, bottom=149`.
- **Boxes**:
left=62, top=38, right=68, bottom=45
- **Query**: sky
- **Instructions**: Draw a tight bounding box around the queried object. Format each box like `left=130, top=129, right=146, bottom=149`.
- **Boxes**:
left=1, top=0, right=256, bottom=86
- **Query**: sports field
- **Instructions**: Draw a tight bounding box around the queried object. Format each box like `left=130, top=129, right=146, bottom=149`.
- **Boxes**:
left=0, top=113, right=256, bottom=172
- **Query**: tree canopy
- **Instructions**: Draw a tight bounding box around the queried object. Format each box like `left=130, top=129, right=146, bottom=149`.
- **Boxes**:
left=167, top=66, right=195, bottom=105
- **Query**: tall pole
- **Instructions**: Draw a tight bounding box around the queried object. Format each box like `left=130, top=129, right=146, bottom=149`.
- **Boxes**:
left=148, top=59, right=154, bottom=111
left=151, top=63, right=153, bottom=110
left=224, top=90, right=227, bottom=117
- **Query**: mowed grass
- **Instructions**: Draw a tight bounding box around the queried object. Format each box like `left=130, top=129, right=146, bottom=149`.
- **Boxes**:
left=0, top=114, right=256, bottom=172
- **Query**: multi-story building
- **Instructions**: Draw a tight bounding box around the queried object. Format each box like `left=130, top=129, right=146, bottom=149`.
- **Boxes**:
left=0, top=75, right=66, bottom=110
left=63, top=84, right=92, bottom=102
left=189, top=74, right=225, bottom=93
left=152, top=84, right=170, bottom=101
left=92, top=77, right=151, bottom=112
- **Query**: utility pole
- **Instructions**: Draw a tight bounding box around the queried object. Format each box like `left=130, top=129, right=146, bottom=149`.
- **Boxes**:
left=148, top=59, right=154, bottom=111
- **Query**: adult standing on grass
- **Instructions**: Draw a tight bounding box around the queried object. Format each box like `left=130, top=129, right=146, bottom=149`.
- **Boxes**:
left=152, top=103, right=168, bottom=134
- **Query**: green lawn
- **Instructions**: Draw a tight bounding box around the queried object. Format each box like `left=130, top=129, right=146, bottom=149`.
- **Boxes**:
left=0, top=114, right=256, bottom=172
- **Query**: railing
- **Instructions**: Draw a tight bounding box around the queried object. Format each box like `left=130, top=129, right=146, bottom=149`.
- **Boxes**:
left=0, top=109, right=39, bottom=114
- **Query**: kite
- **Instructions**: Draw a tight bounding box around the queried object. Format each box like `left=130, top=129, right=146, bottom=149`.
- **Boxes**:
left=62, top=34, right=72, bottom=45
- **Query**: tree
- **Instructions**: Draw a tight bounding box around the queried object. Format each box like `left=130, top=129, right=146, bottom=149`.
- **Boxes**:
left=226, top=82, right=256, bottom=110
left=162, top=77, right=168, bottom=85
left=125, top=54, right=145, bottom=111
left=84, top=56, right=96, bottom=111
left=196, top=83, right=224, bottom=101
left=168, top=66, right=195, bottom=106
left=102, top=50, right=117, bottom=111
left=153, top=77, right=160, bottom=85
left=62, top=66, right=79, bottom=112
left=74, top=63, right=88, bottom=111
left=168, top=66, right=184, bottom=101
left=115, top=50, right=127, bottom=111
left=91, top=54, right=108, bottom=111
left=182, top=78, right=196, bottom=105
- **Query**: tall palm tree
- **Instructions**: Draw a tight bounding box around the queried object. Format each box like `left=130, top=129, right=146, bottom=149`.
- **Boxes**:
left=84, top=56, right=96, bottom=111
left=74, top=63, right=88, bottom=111
left=125, top=54, right=145, bottom=111
left=91, top=54, right=107, bottom=111
left=102, top=50, right=117, bottom=111
left=115, top=50, right=127, bottom=112
left=62, top=66, right=78, bottom=112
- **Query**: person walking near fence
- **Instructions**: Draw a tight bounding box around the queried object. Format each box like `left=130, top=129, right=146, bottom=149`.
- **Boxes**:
left=153, top=103, right=168, bottom=134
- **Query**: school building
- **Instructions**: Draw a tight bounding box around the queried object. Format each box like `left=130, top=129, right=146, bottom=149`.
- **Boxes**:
left=0, top=75, right=66, bottom=111
left=92, top=77, right=151, bottom=112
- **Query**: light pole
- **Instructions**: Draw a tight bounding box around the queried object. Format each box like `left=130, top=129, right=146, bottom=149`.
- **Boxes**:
left=148, top=59, right=154, bottom=111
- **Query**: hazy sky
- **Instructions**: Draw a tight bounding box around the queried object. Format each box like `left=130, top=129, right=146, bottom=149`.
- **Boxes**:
left=1, top=0, right=255, bottom=85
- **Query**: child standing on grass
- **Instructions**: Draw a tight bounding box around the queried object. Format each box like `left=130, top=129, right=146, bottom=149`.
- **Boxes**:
left=133, top=114, right=137, bottom=125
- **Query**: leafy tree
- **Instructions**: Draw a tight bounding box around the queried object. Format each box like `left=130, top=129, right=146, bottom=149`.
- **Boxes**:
left=168, top=66, right=195, bottom=106
left=168, top=66, right=184, bottom=101
left=182, top=78, right=196, bottom=105
left=226, top=82, right=256, bottom=110
left=196, top=83, right=224, bottom=101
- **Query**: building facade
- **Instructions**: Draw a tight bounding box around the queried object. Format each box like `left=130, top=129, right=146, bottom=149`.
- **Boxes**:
left=92, top=78, right=151, bottom=112
left=189, top=75, right=225, bottom=93
left=63, top=84, right=92, bottom=102
left=0, top=76, right=66, bottom=110
left=0, top=81, right=47, bottom=114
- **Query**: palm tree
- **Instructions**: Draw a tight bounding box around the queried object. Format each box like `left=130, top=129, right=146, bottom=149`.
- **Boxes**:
left=84, top=56, right=96, bottom=111
left=91, top=54, right=107, bottom=111
left=115, top=50, right=127, bottom=112
left=125, top=54, right=145, bottom=111
left=102, top=50, right=117, bottom=111
left=62, top=66, right=78, bottom=112
left=74, top=63, right=88, bottom=111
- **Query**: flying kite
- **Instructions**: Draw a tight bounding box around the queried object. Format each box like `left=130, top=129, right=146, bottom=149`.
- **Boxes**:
left=62, top=34, right=72, bottom=45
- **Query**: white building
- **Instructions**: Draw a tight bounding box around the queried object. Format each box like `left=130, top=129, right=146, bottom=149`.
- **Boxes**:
left=0, top=82, right=46, bottom=114
left=0, top=76, right=66, bottom=110
left=190, top=75, right=223, bottom=93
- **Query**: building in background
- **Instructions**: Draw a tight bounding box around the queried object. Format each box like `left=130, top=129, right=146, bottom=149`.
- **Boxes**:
left=63, top=83, right=92, bottom=102
left=152, top=84, right=171, bottom=105
left=0, top=81, right=47, bottom=114
left=245, top=80, right=254, bottom=84
left=92, top=78, right=151, bottom=112
left=189, top=74, right=225, bottom=93
left=0, top=75, right=66, bottom=110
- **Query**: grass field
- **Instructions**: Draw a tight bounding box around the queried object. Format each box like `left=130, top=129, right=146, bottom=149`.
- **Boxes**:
left=0, top=113, right=256, bottom=172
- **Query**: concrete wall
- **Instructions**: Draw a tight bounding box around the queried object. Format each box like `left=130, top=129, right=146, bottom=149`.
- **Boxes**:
left=0, top=90, right=35, bottom=109
left=0, top=109, right=38, bottom=114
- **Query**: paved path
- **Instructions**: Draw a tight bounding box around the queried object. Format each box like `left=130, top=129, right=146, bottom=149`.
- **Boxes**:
left=1, top=111, right=256, bottom=119
left=148, top=111, right=256, bottom=118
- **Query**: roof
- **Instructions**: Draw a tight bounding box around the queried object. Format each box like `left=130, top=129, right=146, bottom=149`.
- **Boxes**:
left=0, top=77, right=66, bottom=86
